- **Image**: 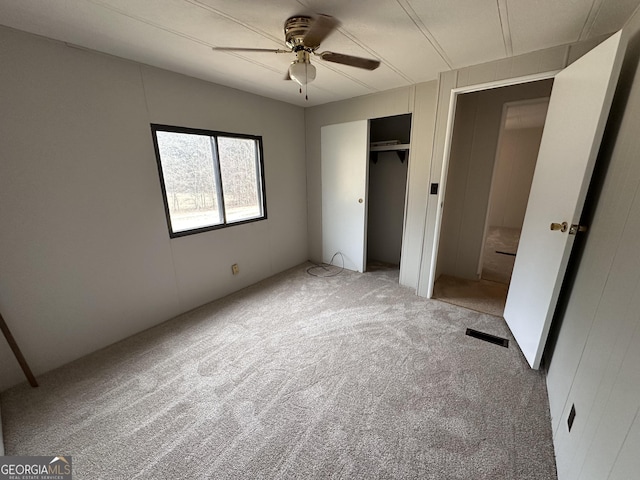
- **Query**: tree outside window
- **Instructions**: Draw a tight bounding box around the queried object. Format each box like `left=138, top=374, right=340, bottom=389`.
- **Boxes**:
left=151, top=124, right=266, bottom=237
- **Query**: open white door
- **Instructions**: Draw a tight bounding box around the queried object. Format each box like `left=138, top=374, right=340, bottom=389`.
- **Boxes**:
left=321, top=120, right=369, bottom=272
left=504, top=31, right=625, bottom=369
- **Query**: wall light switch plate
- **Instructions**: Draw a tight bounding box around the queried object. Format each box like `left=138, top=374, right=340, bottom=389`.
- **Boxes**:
left=231, top=264, right=239, bottom=275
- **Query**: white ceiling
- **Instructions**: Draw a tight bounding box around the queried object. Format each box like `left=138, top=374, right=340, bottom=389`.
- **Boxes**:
left=1, top=0, right=639, bottom=107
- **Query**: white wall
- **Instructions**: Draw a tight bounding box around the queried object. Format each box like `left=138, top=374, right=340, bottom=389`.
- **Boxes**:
left=0, top=26, right=307, bottom=391
left=488, top=126, right=545, bottom=229
left=436, top=81, right=552, bottom=280
left=305, top=83, right=438, bottom=289
left=545, top=10, right=640, bottom=479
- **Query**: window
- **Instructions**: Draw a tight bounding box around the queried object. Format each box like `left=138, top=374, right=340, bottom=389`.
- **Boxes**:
left=151, top=124, right=267, bottom=237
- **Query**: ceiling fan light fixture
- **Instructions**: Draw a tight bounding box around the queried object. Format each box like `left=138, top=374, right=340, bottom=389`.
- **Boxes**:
left=213, top=14, right=379, bottom=92
left=288, top=60, right=316, bottom=86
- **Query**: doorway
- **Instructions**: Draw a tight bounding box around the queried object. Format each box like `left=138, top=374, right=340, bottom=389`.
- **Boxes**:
left=432, top=80, right=553, bottom=316
left=424, top=32, right=624, bottom=368
left=480, top=98, right=550, bottom=285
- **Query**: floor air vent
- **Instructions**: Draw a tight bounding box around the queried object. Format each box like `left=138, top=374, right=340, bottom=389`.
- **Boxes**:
left=465, top=328, right=509, bottom=348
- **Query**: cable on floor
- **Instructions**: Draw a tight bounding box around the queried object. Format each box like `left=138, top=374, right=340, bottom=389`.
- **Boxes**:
left=306, top=252, right=345, bottom=277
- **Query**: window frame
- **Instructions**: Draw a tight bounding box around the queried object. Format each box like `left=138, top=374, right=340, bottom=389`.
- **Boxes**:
left=150, top=123, right=267, bottom=238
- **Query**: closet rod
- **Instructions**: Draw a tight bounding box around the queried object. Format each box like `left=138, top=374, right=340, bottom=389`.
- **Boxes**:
left=0, top=311, right=38, bottom=387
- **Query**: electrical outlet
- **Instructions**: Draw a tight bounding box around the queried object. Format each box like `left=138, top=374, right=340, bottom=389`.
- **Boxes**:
left=231, top=263, right=239, bottom=275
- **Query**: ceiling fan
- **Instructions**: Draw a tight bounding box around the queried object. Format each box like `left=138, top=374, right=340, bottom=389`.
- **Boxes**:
left=212, top=14, right=381, bottom=93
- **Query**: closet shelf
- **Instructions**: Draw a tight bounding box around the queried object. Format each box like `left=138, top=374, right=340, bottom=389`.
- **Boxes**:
left=369, top=143, right=410, bottom=152
left=369, top=142, right=410, bottom=163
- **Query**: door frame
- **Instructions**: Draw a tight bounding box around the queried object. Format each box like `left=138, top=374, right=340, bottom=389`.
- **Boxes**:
left=425, top=71, right=560, bottom=298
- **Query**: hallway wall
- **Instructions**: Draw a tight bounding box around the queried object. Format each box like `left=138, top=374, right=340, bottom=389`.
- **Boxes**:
left=488, top=126, right=545, bottom=229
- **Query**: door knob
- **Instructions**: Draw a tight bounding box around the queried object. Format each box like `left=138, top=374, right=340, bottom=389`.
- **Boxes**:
left=550, top=222, right=568, bottom=232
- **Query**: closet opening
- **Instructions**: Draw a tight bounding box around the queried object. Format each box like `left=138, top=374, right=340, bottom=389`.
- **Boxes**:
left=320, top=113, right=412, bottom=281
left=366, top=114, right=412, bottom=279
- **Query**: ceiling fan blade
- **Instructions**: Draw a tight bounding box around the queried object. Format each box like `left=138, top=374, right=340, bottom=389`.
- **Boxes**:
left=303, top=14, right=340, bottom=48
left=212, top=47, right=290, bottom=53
left=318, top=51, right=381, bottom=70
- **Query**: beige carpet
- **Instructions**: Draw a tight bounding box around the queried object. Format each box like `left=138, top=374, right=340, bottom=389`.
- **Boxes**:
left=433, top=275, right=508, bottom=318
left=433, top=227, right=519, bottom=317
left=0, top=263, right=556, bottom=479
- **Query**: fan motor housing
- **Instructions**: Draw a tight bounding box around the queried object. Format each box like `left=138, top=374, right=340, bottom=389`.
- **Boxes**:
left=284, top=16, right=312, bottom=50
